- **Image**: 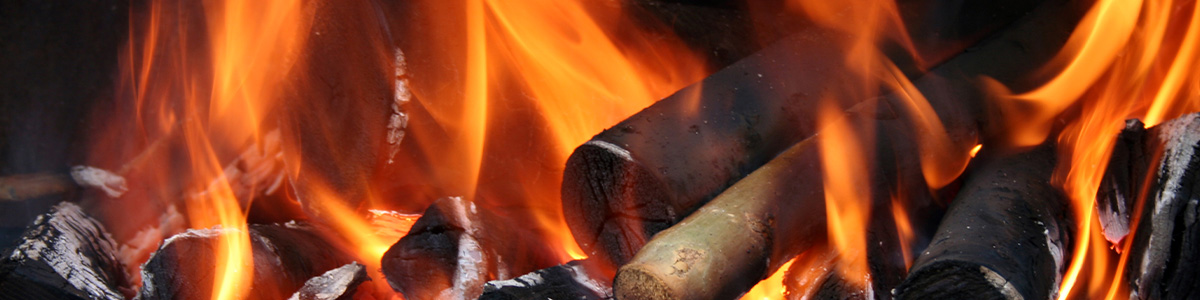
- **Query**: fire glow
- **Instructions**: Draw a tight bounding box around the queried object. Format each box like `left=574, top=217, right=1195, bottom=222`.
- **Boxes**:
left=74, top=0, right=1200, bottom=299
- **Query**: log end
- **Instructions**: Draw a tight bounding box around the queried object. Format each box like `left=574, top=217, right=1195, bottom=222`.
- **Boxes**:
left=894, top=261, right=1020, bottom=300
left=613, top=265, right=675, bottom=300
left=562, top=140, right=677, bottom=266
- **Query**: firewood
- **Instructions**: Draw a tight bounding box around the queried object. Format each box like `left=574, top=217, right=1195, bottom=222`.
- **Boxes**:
left=1095, top=120, right=1149, bottom=243
left=288, top=262, right=370, bottom=300
left=0, top=166, right=126, bottom=202
left=136, top=222, right=351, bottom=299
left=477, top=259, right=613, bottom=300
left=1123, top=113, right=1200, bottom=300
left=0, top=202, right=128, bottom=300
left=894, top=147, right=1071, bottom=300
left=612, top=0, right=1088, bottom=297
left=561, top=0, right=1048, bottom=266
left=380, top=197, right=562, bottom=300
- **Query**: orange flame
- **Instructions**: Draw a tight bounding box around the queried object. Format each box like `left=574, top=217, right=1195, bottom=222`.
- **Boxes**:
left=741, top=257, right=798, bottom=300
left=989, top=0, right=1200, bottom=298
left=817, top=100, right=872, bottom=289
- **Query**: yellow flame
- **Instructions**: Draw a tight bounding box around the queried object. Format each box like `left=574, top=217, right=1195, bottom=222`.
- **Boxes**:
left=817, top=100, right=871, bottom=288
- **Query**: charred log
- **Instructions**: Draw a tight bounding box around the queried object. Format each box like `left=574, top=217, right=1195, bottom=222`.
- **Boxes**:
left=561, top=0, right=1047, bottom=266
left=477, top=259, right=613, bottom=300
left=0, top=202, right=128, bottom=300
left=1096, top=120, right=1149, bottom=243
left=288, top=262, right=370, bottom=300
left=1123, top=113, right=1200, bottom=300
left=895, top=147, right=1071, bottom=300
left=381, top=197, right=562, bottom=300
left=137, top=222, right=352, bottom=299
left=611, top=0, right=1087, bottom=297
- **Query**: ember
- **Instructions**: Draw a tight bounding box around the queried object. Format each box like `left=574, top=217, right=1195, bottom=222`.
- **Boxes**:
left=2, top=0, right=1200, bottom=299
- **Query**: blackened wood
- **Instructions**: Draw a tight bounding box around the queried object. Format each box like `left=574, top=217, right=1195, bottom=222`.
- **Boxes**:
left=478, top=260, right=613, bottom=300
left=1096, top=119, right=1149, bottom=243
left=612, top=0, right=1087, bottom=297
left=0, top=202, right=128, bottom=300
left=895, top=147, right=1070, bottom=300
left=136, top=222, right=351, bottom=300
left=561, top=0, right=1046, bottom=266
left=1125, top=113, right=1200, bottom=300
left=381, top=197, right=562, bottom=300
left=288, top=262, right=370, bottom=300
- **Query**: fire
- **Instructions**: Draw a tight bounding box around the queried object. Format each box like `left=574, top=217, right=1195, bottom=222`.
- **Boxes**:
left=104, top=0, right=704, bottom=298
left=816, top=100, right=873, bottom=288
left=741, top=257, right=798, bottom=300
left=990, top=0, right=1200, bottom=298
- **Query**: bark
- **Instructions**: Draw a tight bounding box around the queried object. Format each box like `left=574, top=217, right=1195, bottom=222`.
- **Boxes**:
left=136, top=222, right=352, bottom=300
left=561, top=0, right=1047, bottom=267
left=380, top=197, right=563, bottom=300
left=895, top=147, right=1071, bottom=300
left=0, top=202, right=128, bottom=300
left=1124, top=113, right=1200, bottom=300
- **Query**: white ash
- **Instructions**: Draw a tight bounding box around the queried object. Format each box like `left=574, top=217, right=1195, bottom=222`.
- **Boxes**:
left=1152, top=113, right=1199, bottom=215
left=69, top=165, right=128, bottom=198
left=388, top=47, right=412, bottom=164
left=288, top=262, right=367, bottom=300
left=584, top=140, right=633, bottom=162
left=445, top=196, right=489, bottom=300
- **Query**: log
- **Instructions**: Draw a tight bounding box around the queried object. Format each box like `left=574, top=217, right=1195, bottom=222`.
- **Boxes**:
left=1095, top=120, right=1149, bottom=243
left=380, top=197, right=563, bottom=300
left=0, top=166, right=127, bottom=202
left=136, top=222, right=352, bottom=299
left=561, top=0, right=1046, bottom=266
left=1123, top=113, right=1200, bottom=300
left=612, top=0, right=1087, bottom=297
left=477, top=259, right=613, bottom=300
left=894, top=147, right=1071, bottom=300
left=288, top=262, right=370, bottom=300
left=0, top=202, right=128, bottom=300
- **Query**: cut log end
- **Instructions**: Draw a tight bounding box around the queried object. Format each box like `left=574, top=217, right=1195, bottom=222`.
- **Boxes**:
left=613, top=265, right=674, bottom=300
left=562, top=141, right=676, bottom=266
left=895, top=262, right=1020, bottom=300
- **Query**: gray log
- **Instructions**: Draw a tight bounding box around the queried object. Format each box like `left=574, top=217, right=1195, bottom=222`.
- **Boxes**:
left=289, top=262, right=370, bottom=300
left=0, top=202, right=128, bottom=300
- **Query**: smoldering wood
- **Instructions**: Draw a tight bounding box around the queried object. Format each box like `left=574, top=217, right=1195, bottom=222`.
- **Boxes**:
left=477, top=259, right=613, bottom=300
left=0, top=202, right=128, bottom=300
left=1123, top=113, right=1200, bottom=300
left=1096, top=120, right=1149, bottom=244
left=136, top=222, right=352, bottom=299
left=612, top=0, right=1088, bottom=297
left=288, top=262, right=370, bottom=300
left=561, top=0, right=1046, bottom=266
left=895, top=147, right=1071, bottom=300
left=380, top=197, right=563, bottom=300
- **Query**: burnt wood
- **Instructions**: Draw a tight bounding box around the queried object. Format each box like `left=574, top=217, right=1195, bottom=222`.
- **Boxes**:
left=561, top=0, right=1046, bottom=267
left=380, top=197, right=562, bottom=300
left=136, top=222, right=351, bottom=299
left=0, top=202, right=128, bottom=300
left=1124, top=113, right=1200, bottom=300
left=1096, top=119, right=1149, bottom=244
left=477, top=259, right=613, bottom=300
left=611, top=0, right=1088, bottom=297
left=895, top=147, right=1071, bottom=300
left=288, top=262, right=370, bottom=300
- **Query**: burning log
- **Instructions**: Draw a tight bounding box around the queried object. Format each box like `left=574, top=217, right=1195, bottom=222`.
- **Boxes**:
left=894, top=147, right=1070, bottom=300
left=1119, top=113, right=1200, bottom=300
left=137, top=222, right=352, bottom=299
left=288, top=262, right=370, bottom=300
left=478, top=259, right=613, bottom=300
left=0, top=202, right=128, bottom=300
left=612, top=0, right=1089, bottom=297
left=380, top=197, right=562, bottom=300
left=0, top=166, right=127, bottom=202
left=1095, top=120, right=1149, bottom=243
left=561, top=0, right=1047, bottom=266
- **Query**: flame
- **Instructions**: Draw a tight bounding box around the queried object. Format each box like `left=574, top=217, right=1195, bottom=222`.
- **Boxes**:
left=741, top=258, right=798, bottom=300
left=816, top=100, right=872, bottom=289
left=990, top=0, right=1200, bottom=298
